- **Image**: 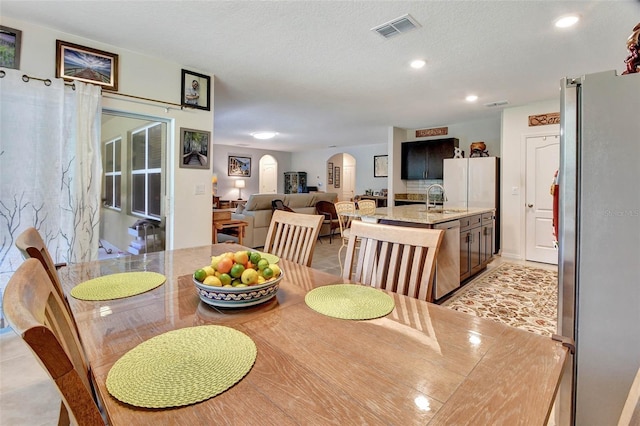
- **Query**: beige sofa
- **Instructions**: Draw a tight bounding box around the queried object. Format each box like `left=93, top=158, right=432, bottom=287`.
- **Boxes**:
left=231, top=192, right=338, bottom=248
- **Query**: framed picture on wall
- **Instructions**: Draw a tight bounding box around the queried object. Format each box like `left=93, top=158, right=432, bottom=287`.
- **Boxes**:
left=181, top=69, right=211, bottom=111
left=228, top=155, right=252, bottom=177
left=179, top=128, right=211, bottom=169
left=55, top=40, right=119, bottom=90
left=374, top=155, right=388, bottom=177
left=334, top=166, right=341, bottom=188
left=0, top=25, right=22, bottom=69
left=327, top=162, right=334, bottom=185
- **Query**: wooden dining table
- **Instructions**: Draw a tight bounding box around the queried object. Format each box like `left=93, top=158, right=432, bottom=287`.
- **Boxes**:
left=60, top=243, right=568, bottom=425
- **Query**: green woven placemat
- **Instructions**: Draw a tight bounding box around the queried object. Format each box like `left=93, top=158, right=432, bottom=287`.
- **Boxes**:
left=258, top=252, right=280, bottom=264
left=70, top=271, right=166, bottom=301
left=305, top=284, right=395, bottom=320
left=106, top=325, right=257, bottom=408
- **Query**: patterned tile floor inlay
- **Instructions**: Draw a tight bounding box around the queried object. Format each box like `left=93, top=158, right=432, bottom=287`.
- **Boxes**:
left=441, top=262, right=558, bottom=336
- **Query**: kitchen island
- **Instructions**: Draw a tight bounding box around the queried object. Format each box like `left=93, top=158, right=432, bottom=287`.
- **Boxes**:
left=368, top=204, right=496, bottom=301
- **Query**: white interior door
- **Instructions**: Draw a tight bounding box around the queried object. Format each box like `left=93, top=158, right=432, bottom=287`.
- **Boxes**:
left=343, top=165, right=355, bottom=201
left=525, top=134, right=559, bottom=264
left=259, top=155, right=277, bottom=194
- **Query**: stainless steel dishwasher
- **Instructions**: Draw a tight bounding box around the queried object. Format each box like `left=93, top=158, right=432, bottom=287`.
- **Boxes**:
left=433, top=220, right=461, bottom=300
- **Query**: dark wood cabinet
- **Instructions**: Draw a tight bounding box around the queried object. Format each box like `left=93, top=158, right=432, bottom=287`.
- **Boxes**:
left=401, top=138, right=459, bottom=180
left=480, top=212, right=494, bottom=264
left=459, top=213, right=486, bottom=281
left=284, top=172, right=307, bottom=194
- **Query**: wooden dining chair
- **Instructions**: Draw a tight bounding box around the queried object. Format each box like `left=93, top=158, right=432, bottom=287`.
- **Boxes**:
left=335, top=201, right=356, bottom=274
left=15, top=227, right=68, bottom=310
left=357, top=199, right=377, bottom=216
left=619, top=364, right=640, bottom=426
left=3, top=258, right=104, bottom=426
left=315, top=200, right=340, bottom=243
left=342, top=221, right=444, bottom=303
left=264, top=209, right=324, bottom=267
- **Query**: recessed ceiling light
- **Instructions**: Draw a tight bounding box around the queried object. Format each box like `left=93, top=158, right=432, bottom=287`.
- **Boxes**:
left=410, top=59, right=426, bottom=69
left=465, top=95, right=478, bottom=102
left=555, top=15, right=579, bottom=28
left=251, top=131, right=278, bottom=140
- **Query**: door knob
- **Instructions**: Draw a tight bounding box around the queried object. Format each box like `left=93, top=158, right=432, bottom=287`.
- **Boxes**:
left=527, top=204, right=534, bottom=208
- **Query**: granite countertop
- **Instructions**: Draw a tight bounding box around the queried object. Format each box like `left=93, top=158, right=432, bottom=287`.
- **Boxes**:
left=372, top=204, right=494, bottom=225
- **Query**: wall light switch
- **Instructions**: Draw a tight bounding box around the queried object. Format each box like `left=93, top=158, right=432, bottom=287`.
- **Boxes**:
left=195, top=184, right=205, bottom=195
left=511, top=186, right=519, bottom=195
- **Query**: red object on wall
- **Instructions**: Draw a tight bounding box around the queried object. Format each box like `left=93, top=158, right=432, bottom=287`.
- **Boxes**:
left=551, top=170, right=559, bottom=242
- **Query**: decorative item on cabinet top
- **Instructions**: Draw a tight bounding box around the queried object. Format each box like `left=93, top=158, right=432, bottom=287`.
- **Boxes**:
left=469, top=141, right=489, bottom=158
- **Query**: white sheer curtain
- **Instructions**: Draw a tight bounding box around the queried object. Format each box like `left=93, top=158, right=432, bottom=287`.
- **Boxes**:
left=0, top=69, right=102, bottom=313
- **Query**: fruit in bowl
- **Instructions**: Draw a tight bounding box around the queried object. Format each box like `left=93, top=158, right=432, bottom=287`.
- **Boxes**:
left=193, top=250, right=283, bottom=308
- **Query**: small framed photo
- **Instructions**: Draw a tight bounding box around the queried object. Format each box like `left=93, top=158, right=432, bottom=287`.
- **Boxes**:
left=56, top=40, right=118, bottom=90
left=0, top=26, right=22, bottom=69
left=180, top=128, right=211, bottom=169
left=334, top=166, right=341, bottom=188
left=228, top=155, right=251, bottom=177
left=181, top=69, right=211, bottom=111
left=374, top=155, right=388, bottom=178
left=327, top=162, right=334, bottom=185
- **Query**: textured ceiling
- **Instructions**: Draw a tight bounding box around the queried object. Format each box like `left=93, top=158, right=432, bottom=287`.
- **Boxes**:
left=3, top=1, right=639, bottom=151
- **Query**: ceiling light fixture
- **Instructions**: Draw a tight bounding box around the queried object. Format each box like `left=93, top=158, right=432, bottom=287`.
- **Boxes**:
left=410, top=59, right=426, bottom=69
left=555, top=15, right=579, bottom=28
left=465, top=95, right=478, bottom=102
left=251, top=131, right=278, bottom=140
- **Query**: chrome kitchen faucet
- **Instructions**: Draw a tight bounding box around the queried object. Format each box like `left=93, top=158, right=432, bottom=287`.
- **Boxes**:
left=426, top=184, right=447, bottom=209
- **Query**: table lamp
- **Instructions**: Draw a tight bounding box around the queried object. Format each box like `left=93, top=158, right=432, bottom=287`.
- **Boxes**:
left=234, top=179, right=245, bottom=200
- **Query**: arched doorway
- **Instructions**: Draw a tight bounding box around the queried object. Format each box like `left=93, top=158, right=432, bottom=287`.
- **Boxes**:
left=327, top=153, right=356, bottom=201
left=259, top=155, right=278, bottom=194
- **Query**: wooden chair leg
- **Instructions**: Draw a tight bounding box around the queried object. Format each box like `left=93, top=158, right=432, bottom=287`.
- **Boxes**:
left=57, top=401, right=70, bottom=426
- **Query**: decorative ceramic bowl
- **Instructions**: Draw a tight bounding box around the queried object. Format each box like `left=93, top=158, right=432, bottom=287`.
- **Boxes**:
left=193, top=270, right=284, bottom=308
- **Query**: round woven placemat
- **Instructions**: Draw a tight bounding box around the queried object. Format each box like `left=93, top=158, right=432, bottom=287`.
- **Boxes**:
left=70, top=271, right=166, bottom=301
left=258, top=252, right=280, bottom=264
left=106, top=325, right=257, bottom=408
left=305, top=284, right=395, bottom=320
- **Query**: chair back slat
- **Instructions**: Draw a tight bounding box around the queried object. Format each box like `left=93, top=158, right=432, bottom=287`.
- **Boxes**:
left=264, top=210, right=324, bottom=267
left=16, top=227, right=66, bottom=304
left=357, top=199, right=377, bottom=215
left=3, top=259, right=104, bottom=425
left=343, top=221, right=444, bottom=303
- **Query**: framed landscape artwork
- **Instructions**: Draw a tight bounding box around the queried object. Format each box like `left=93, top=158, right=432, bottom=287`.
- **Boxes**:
left=56, top=40, right=119, bottom=90
left=179, top=128, right=210, bottom=169
left=374, top=155, right=388, bottom=178
left=0, top=25, right=22, bottom=69
left=181, top=69, right=211, bottom=111
left=228, top=156, right=251, bottom=177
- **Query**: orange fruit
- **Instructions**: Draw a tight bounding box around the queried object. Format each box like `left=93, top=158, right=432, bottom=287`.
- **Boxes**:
left=217, top=257, right=233, bottom=274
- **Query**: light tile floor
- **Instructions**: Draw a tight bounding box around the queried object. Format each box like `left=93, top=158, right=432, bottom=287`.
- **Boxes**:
left=0, top=235, right=557, bottom=424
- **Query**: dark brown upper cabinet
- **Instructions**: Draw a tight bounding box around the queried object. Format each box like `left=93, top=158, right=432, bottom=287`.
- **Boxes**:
left=401, top=138, right=459, bottom=180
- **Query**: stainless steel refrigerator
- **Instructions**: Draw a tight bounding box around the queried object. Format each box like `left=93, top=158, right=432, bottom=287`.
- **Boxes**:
left=558, top=70, right=640, bottom=425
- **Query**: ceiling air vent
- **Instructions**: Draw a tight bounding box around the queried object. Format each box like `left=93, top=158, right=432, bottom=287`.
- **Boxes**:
left=371, top=14, right=420, bottom=39
left=484, top=100, right=509, bottom=108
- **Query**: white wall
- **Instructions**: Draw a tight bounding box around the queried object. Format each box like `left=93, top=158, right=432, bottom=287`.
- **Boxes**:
left=388, top=117, right=501, bottom=198
left=4, top=16, right=214, bottom=250
left=211, top=144, right=292, bottom=199
left=501, top=99, right=560, bottom=259
left=291, top=144, right=387, bottom=196
left=404, top=117, right=501, bottom=158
